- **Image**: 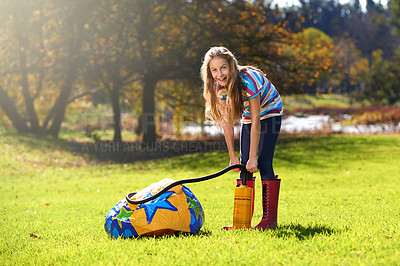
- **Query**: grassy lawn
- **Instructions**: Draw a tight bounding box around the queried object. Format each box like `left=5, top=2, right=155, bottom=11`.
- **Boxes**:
left=1, top=131, right=399, bottom=265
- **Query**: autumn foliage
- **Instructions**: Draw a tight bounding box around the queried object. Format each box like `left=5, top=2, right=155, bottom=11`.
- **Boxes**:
left=0, top=0, right=398, bottom=142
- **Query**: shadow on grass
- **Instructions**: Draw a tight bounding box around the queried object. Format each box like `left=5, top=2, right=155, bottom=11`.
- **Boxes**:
left=121, top=224, right=337, bottom=241
left=169, top=229, right=213, bottom=238
left=1, top=130, right=229, bottom=164
left=117, top=229, right=213, bottom=240
left=2, top=129, right=392, bottom=167
left=78, top=139, right=230, bottom=164
left=272, top=223, right=338, bottom=240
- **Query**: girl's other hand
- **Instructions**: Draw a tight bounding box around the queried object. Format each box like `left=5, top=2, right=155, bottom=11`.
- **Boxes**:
left=246, top=158, right=259, bottom=173
left=230, top=156, right=241, bottom=172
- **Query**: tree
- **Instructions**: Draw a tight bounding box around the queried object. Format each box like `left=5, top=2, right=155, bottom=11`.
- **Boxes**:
left=355, top=49, right=399, bottom=105
left=333, top=38, right=369, bottom=93
left=389, top=0, right=400, bottom=37
left=350, top=0, right=399, bottom=60
left=129, top=0, right=295, bottom=143
left=83, top=0, right=141, bottom=143
left=281, top=27, right=336, bottom=93
left=353, top=0, right=400, bottom=105
left=352, top=0, right=400, bottom=106
left=132, top=0, right=199, bottom=143
left=283, top=0, right=399, bottom=61
left=150, top=0, right=297, bottom=138
left=0, top=0, right=97, bottom=137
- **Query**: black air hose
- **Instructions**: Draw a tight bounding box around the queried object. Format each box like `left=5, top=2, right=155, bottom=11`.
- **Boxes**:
left=126, top=164, right=246, bottom=205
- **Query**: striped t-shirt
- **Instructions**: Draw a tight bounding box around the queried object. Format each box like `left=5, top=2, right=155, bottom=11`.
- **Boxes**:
left=217, top=69, right=283, bottom=124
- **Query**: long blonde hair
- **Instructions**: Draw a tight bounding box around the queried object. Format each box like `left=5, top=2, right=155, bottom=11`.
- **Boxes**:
left=200, top=47, right=244, bottom=127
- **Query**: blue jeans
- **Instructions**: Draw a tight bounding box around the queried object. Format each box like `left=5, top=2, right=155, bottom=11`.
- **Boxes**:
left=240, top=116, right=282, bottom=180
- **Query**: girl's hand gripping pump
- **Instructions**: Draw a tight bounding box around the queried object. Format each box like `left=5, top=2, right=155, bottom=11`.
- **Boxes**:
left=232, top=169, right=254, bottom=229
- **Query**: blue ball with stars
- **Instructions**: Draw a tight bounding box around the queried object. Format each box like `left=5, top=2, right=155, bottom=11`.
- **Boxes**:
left=105, top=180, right=204, bottom=239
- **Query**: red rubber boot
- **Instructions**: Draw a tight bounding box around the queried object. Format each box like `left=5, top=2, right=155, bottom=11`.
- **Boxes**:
left=222, top=177, right=255, bottom=230
left=253, top=178, right=281, bottom=230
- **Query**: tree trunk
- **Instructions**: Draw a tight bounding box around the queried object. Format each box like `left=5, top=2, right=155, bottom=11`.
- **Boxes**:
left=110, top=82, right=122, bottom=143
left=47, top=6, right=79, bottom=138
left=142, top=76, right=157, bottom=144
left=18, top=31, right=40, bottom=132
left=0, top=87, right=29, bottom=132
left=47, top=66, right=77, bottom=137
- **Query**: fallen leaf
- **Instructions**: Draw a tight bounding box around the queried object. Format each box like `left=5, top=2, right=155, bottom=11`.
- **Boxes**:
left=29, top=233, right=40, bottom=239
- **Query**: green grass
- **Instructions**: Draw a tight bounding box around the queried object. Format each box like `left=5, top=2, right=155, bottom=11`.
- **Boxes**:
left=1, top=131, right=400, bottom=265
left=282, top=93, right=355, bottom=112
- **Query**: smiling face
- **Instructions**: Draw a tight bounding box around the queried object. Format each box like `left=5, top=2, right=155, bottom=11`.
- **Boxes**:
left=209, top=57, right=230, bottom=87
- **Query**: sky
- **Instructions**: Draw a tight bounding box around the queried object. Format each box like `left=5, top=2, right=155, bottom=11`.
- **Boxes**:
left=272, top=0, right=388, bottom=11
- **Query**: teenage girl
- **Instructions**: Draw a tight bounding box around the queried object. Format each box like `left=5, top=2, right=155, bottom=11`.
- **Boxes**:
left=200, top=46, right=283, bottom=229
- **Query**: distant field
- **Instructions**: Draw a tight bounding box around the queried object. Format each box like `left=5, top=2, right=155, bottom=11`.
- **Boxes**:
left=282, top=93, right=356, bottom=113
left=1, top=131, right=399, bottom=265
